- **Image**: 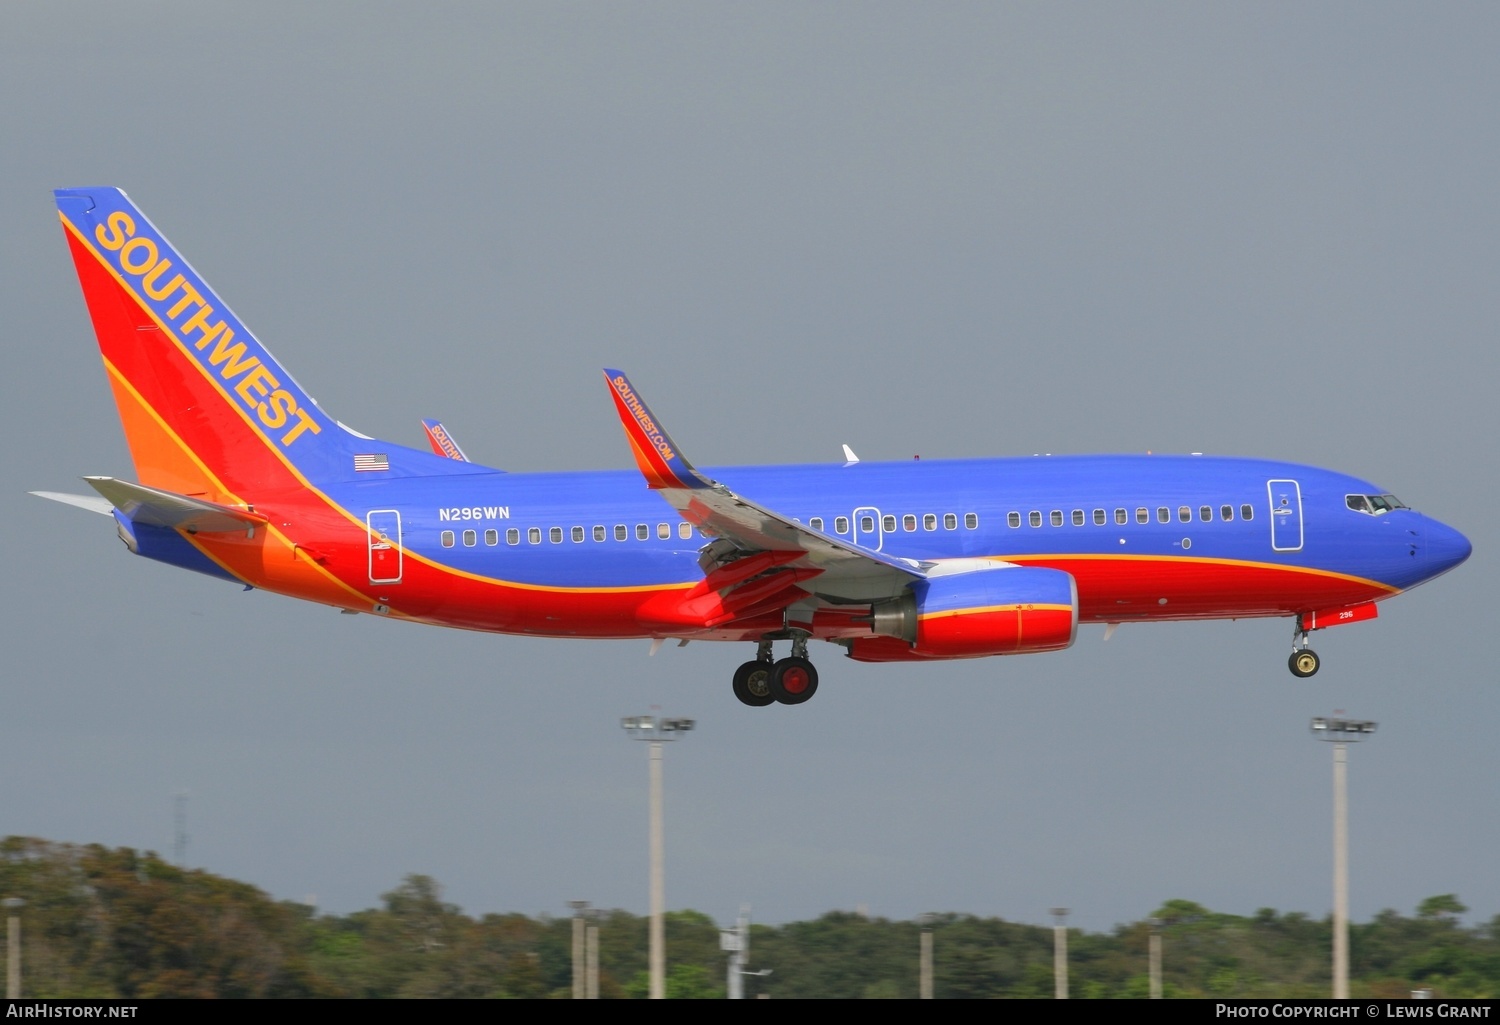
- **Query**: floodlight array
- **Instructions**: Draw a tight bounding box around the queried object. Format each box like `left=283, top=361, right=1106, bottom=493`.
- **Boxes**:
left=1309, top=717, right=1378, bottom=741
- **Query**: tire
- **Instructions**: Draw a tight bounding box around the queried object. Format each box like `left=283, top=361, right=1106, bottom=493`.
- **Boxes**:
left=732, top=660, right=776, bottom=706
left=1289, top=649, right=1320, bottom=678
left=770, top=657, right=819, bottom=705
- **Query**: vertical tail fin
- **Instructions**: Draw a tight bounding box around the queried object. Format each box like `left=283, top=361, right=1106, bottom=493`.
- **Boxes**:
left=55, top=188, right=483, bottom=501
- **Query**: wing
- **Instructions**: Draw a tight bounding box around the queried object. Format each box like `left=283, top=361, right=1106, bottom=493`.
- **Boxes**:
left=603, top=370, right=927, bottom=631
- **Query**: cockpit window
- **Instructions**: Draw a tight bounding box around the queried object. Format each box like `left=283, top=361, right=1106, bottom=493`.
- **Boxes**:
left=1347, top=493, right=1408, bottom=515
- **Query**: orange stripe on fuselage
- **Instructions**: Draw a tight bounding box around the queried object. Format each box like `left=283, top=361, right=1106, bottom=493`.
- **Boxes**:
left=917, top=602, right=1074, bottom=621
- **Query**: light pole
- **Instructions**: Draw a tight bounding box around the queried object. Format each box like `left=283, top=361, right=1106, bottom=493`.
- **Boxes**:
left=918, top=913, right=935, bottom=999
left=1310, top=715, right=1377, bottom=1000
left=1148, top=916, right=1163, bottom=999
left=1050, top=907, right=1070, bottom=999
left=4, top=898, right=22, bottom=999
left=721, top=904, right=770, bottom=999
left=622, top=714, right=694, bottom=1000
left=568, top=900, right=589, bottom=999
left=585, top=908, right=600, bottom=1000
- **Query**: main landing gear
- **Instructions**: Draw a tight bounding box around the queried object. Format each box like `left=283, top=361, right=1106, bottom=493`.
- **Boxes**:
left=732, top=637, right=820, bottom=707
left=1289, top=619, right=1320, bottom=678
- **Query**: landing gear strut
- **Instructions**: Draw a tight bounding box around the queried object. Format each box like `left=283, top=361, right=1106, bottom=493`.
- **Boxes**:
left=1289, top=620, right=1320, bottom=678
left=732, top=636, right=820, bottom=706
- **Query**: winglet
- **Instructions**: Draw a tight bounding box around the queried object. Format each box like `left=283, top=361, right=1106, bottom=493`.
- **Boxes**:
left=602, top=370, right=711, bottom=490
left=421, top=419, right=470, bottom=461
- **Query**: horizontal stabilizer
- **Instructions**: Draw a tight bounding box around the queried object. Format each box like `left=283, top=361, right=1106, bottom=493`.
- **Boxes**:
left=29, top=490, right=114, bottom=516
left=81, top=476, right=268, bottom=533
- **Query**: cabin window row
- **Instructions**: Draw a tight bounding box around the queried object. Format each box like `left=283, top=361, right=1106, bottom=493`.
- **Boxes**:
left=1005, top=504, right=1255, bottom=528
left=440, top=521, right=699, bottom=548
left=806, top=512, right=980, bottom=534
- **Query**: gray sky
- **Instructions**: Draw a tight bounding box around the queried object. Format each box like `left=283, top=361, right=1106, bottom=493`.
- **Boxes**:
left=2, top=3, right=1496, bottom=933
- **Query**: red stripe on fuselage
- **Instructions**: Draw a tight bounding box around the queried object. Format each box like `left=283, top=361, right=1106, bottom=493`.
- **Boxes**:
left=1006, top=554, right=1395, bottom=620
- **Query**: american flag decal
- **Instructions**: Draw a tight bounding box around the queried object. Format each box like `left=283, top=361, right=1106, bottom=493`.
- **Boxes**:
left=353, top=454, right=390, bottom=472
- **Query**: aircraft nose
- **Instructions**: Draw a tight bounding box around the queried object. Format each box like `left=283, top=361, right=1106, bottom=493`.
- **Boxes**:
left=1425, top=517, right=1472, bottom=576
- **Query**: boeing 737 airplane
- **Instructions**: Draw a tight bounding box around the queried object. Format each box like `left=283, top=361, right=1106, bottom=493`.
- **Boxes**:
left=36, top=188, right=1471, bottom=707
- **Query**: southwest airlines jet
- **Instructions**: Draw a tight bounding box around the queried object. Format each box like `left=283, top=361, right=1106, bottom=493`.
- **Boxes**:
left=37, top=188, right=1471, bottom=707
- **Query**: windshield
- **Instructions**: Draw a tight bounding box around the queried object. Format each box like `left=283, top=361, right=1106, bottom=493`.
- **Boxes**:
left=1347, top=493, right=1408, bottom=515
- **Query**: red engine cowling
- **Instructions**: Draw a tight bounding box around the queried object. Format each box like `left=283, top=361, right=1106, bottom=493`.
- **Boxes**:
left=846, top=566, right=1078, bottom=662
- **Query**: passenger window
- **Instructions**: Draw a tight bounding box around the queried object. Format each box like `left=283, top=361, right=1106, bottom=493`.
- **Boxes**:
left=485, top=529, right=498, bottom=546
left=463, top=529, right=477, bottom=546
left=810, top=517, right=824, bottom=531
left=1157, top=507, right=1170, bottom=523
left=1093, top=509, right=1106, bottom=525
left=1008, top=512, right=1021, bottom=528
left=943, top=513, right=957, bottom=530
left=835, top=516, right=850, bottom=534
left=1116, top=508, right=1128, bottom=525
left=568, top=526, right=582, bottom=542
left=1200, top=506, right=1212, bottom=522
left=615, top=524, right=628, bottom=541
left=1179, top=506, right=1191, bottom=522
left=923, top=514, right=937, bottom=531
left=904, top=514, right=917, bottom=532
left=679, top=522, right=692, bottom=539
left=1136, top=508, right=1148, bottom=524
left=528, top=527, right=541, bottom=544
left=1048, top=510, right=1061, bottom=527
left=441, top=530, right=455, bottom=548
left=883, top=515, right=897, bottom=532
left=506, top=528, right=520, bottom=545
left=550, top=527, right=563, bottom=543
left=1220, top=505, right=1233, bottom=521
left=964, top=513, right=978, bottom=529
left=1072, top=510, right=1084, bottom=526
left=1030, top=511, right=1043, bottom=527
left=861, top=515, right=876, bottom=533
left=658, top=523, right=671, bottom=539
left=636, top=524, right=649, bottom=540
left=1241, top=504, right=1254, bottom=520
left=593, top=525, right=606, bottom=542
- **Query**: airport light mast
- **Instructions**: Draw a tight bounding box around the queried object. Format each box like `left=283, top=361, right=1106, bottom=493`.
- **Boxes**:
left=1050, top=907, right=1070, bottom=999
left=1310, top=715, right=1377, bottom=1000
left=568, top=900, right=589, bottom=999
left=5, top=898, right=22, bottom=999
left=918, top=913, right=935, bottom=999
left=622, top=714, right=694, bottom=999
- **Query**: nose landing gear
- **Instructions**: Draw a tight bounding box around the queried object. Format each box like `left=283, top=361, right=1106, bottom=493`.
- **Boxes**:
left=732, top=636, right=820, bottom=706
left=1289, top=619, right=1320, bottom=678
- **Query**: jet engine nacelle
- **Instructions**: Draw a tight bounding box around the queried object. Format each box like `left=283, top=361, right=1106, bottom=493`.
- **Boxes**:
left=848, top=565, right=1078, bottom=662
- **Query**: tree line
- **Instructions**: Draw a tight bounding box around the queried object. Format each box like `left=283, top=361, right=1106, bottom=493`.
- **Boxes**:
left=2, top=837, right=1495, bottom=998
